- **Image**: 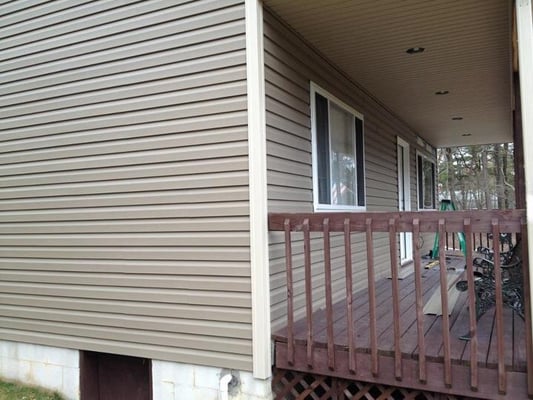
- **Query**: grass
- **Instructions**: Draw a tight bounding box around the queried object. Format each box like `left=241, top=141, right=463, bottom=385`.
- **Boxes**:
left=0, top=380, right=64, bottom=400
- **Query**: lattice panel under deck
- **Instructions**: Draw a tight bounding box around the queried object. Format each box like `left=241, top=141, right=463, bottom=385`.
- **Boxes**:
left=272, top=368, right=476, bottom=400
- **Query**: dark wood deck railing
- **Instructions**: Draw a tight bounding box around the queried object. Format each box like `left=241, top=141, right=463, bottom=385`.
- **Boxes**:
left=269, top=209, right=531, bottom=398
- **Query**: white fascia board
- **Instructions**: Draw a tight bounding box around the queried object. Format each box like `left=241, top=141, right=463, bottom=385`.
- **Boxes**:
left=245, top=0, right=271, bottom=379
left=516, top=0, right=533, bottom=349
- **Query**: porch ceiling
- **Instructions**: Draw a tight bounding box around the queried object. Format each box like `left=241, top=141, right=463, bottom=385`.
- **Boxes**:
left=263, top=0, right=513, bottom=148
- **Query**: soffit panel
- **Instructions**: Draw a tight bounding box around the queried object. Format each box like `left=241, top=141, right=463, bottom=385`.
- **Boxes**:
left=263, top=0, right=513, bottom=147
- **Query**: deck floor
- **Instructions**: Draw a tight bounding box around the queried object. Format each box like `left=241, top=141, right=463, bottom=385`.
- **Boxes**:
left=273, top=258, right=528, bottom=397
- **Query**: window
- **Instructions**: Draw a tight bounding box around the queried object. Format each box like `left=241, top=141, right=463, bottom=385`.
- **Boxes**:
left=311, top=84, right=365, bottom=210
left=417, top=153, right=436, bottom=209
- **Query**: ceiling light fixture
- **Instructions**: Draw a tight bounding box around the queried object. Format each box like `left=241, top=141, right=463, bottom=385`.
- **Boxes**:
left=406, top=47, right=425, bottom=54
left=452, top=116, right=463, bottom=120
left=435, top=90, right=449, bottom=95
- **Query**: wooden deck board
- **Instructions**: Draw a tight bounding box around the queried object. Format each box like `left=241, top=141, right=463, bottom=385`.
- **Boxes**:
left=486, top=306, right=516, bottom=369
left=272, top=276, right=392, bottom=345
left=514, top=310, right=528, bottom=371
left=380, top=268, right=442, bottom=356
left=331, top=271, right=422, bottom=350
left=315, top=276, right=393, bottom=346
left=444, top=290, right=470, bottom=364
left=464, top=307, right=495, bottom=368
left=273, top=264, right=527, bottom=371
left=386, top=268, right=447, bottom=361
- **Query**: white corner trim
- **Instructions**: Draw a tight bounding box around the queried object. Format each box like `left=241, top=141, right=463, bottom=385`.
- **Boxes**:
left=516, top=0, right=533, bottom=342
left=245, top=0, right=271, bottom=379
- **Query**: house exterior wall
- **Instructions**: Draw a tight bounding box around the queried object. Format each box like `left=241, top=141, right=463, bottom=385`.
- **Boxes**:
left=0, top=0, right=253, bottom=371
left=0, top=341, right=79, bottom=400
left=263, top=9, right=436, bottom=330
left=0, top=340, right=273, bottom=400
left=152, top=360, right=272, bottom=400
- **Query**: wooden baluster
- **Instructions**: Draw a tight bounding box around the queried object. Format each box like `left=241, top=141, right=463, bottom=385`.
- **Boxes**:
left=303, top=218, right=313, bottom=368
left=284, top=219, right=295, bottom=366
left=412, top=219, right=426, bottom=383
left=366, top=218, right=378, bottom=376
left=492, top=219, right=506, bottom=394
left=323, top=218, right=335, bottom=371
left=389, top=218, right=402, bottom=380
left=438, top=219, right=452, bottom=387
left=452, top=231, right=456, bottom=251
left=464, top=219, right=478, bottom=390
left=344, top=218, right=356, bottom=374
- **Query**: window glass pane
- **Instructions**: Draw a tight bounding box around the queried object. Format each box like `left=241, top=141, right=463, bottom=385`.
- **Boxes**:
left=355, top=118, right=365, bottom=206
left=329, top=103, right=355, bottom=206
left=419, top=157, right=435, bottom=209
left=431, top=162, right=436, bottom=208
left=423, top=159, right=433, bottom=208
left=315, top=93, right=330, bottom=204
left=417, top=156, right=424, bottom=207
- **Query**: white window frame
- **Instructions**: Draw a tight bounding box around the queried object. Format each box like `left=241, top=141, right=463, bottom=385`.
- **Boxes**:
left=416, top=151, right=437, bottom=210
left=311, top=83, right=366, bottom=212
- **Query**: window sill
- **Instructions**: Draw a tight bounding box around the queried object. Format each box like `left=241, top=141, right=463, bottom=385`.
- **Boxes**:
left=314, top=205, right=367, bottom=213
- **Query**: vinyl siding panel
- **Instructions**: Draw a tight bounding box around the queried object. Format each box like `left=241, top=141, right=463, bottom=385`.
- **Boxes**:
left=264, top=10, right=436, bottom=331
left=0, top=0, right=252, bottom=371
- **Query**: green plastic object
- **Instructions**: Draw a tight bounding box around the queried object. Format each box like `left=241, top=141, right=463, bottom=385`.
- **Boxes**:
left=431, top=200, right=466, bottom=259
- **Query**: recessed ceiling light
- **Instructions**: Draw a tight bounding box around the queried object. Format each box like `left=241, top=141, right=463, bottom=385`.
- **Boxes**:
left=435, top=90, right=449, bottom=95
left=452, top=116, right=463, bottom=120
left=461, top=133, right=472, bottom=137
left=406, top=47, right=425, bottom=54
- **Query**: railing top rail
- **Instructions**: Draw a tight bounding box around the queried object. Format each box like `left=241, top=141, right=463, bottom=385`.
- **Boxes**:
left=269, top=209, right=526, bottom=233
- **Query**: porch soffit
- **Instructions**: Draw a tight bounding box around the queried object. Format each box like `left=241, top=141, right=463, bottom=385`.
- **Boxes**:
left=263, top=0, right=513, bottom=148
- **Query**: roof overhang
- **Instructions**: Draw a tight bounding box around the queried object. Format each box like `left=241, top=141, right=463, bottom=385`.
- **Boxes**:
left=262, top=0, right=514, bottom=148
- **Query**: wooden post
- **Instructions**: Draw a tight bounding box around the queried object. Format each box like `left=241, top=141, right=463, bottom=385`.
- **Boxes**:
left=323, top=218, right=335, bottom=371
left=520, top=224, right=533, bottom=397
left=389, top=218, right=402, bottom=380
left=284, top=219, right=295, bottom=366
left=303, top=219, right=313, bottom=368
left=412, top=218, right=427, bottom=383
left=464, top=219, right=478, bottom=391
left=344, top=218, right=356, bottom=374
left=366, top=218, right=379, bottom=376
left=438, top=219, right=452, bottom=387
left=492, top=220, right=506, bottom=394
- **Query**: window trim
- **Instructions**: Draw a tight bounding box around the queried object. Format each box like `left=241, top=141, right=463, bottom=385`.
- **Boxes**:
left=311, top=82, right=366, bottom=212
left=416, top=151, right=437, bottom=210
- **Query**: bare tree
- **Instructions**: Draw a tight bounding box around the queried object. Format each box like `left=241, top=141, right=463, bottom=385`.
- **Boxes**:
left=437, top=144, right=515, bottom=210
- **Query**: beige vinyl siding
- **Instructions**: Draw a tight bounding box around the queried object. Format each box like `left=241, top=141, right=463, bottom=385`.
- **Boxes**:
left=264, top=9, right=436, bottom=331
left=0, top=0, right=253, bottom=371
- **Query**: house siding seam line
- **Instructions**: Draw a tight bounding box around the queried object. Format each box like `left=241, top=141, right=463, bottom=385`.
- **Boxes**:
left=516, top=0, right=533, bottom=364
left=263, top=8, right=437, bottom=331
left=0, top=0, right=253, bottom=372
left=245, top=0, right=271, bottom=379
